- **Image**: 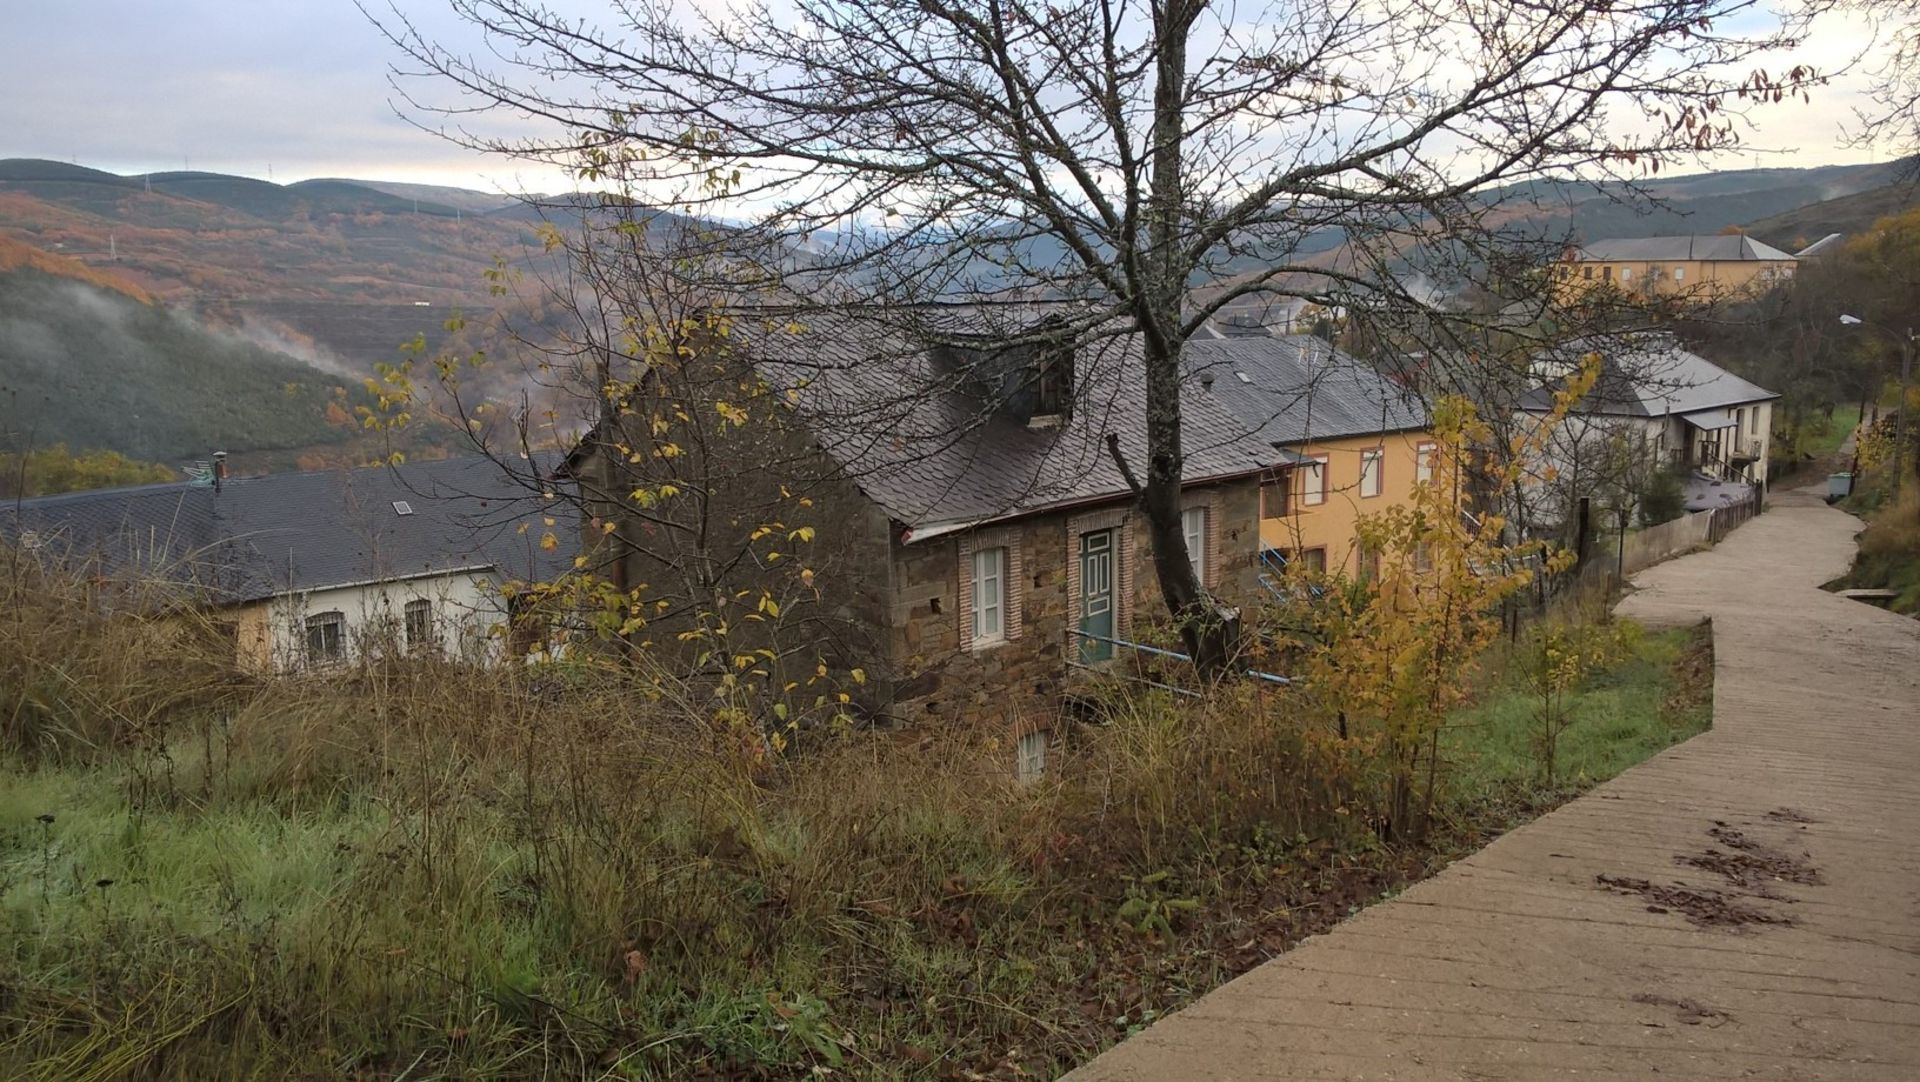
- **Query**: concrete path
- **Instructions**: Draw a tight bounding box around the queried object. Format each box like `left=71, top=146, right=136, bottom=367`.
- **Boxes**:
left=1067, top=487, right=1920, bottom=1080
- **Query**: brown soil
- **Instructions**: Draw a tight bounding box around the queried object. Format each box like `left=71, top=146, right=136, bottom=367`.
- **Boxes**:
left=1595, top=873, right=1792, bottom=929
left=1631, top=992, right=1732, bottom=1027
left=1676, top=820, right=1824, bottom=898
left=1661, top=622, right=1715, bottom=726
left=1765, top=806, right=1819, bottom=824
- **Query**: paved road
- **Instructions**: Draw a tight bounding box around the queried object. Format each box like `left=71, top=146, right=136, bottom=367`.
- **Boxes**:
left=1066, top=487, right=1920, bottom=1080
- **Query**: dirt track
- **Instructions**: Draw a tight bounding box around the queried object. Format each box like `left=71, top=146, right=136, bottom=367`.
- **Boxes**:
left=1066, top=486, right=1920, bottom=1080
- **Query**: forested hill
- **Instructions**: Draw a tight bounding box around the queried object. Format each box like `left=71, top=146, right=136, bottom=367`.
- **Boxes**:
left=0, top=263, right=363, bottom=466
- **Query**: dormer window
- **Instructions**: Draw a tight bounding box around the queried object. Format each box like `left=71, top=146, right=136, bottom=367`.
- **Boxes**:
left=1032, top=340, right=1075, bottom=423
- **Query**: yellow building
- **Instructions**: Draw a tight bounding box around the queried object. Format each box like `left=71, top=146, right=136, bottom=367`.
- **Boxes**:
left=1553, top=234, right=1795, bottom=301
left=1186, top=336, right=1431, bottom=578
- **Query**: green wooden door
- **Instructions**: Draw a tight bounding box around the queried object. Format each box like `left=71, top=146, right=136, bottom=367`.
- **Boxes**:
left=1079, top=529, right=1115, bottom=663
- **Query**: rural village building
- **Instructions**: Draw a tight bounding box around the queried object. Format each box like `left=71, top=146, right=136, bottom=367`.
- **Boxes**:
left=1553, top=234, right=1797, bottom=300
left=2, top=455, right=574, bottom=670
left=1186, top=336, right=1433, bottom=578
left=1519, top=335, right=1779, bottom=518
left=568, top=311, right=1432, bottom=752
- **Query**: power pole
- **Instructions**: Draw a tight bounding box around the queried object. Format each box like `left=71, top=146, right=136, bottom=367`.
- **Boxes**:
left=1899, top=330, right=1914, bottom=496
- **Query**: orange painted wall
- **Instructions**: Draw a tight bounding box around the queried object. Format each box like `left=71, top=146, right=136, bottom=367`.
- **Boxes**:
left=1258, top=429, right=1433, bottom=576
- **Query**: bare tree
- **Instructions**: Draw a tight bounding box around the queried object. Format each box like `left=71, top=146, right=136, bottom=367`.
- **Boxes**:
left=1843, top=0, right=1920, bottom=163
left=368, top=0, right=1817, bottom=672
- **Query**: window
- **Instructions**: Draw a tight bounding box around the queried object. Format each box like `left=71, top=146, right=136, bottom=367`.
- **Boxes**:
left=1748, top=408, right=1759, bottom=435
left=1414, top=543, right=1433, bottom=573
left=1033, top=342, right=1075, bottom=420
left=1302, top=456, right=1328, bottom=506
left=971, top=546, right=1007, bottom=645
left=1015, top=729, right=1048, bottom=782
left=1581, top=266, right=1593, bottom=280
left=1415, top=441, right=1436, bottom=485
left=1359, top=448, right=1384, bottom=498
left=1601, top=265, right=1613, bottom=281
left=1299, top=548, right=1327, bottom=573
left=1260, top=474, right=1289, bottom=519
left=305, top=611, right=345, bottom=664
left=391, top=500, right=414, bottom=516
left=1619, top=267, right=1632, bottom=283
left=1181, top=506, right=1207, bottom=585
left=404, top=599, right=433, bottom=652
left=1673, top=266, right=1686, bottom=282
left=1358, top=543, right=1381, bottom=582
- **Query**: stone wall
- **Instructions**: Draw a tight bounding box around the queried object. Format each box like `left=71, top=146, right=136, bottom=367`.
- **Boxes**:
left=886, top=476, right=1264, bottom=730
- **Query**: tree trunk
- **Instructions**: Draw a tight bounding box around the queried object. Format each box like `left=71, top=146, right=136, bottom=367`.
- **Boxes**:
left=1133, top=0, right=1240, bottom=678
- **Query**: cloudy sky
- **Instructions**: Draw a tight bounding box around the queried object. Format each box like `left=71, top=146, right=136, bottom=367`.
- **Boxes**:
left=0, top=1, right=1904, bottom=195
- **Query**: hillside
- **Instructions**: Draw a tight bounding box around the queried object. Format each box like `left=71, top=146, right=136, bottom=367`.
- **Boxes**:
left=1743, top=181, right=1920, bottom=251
left=0, top=264, right=364, bottom=464
left=1483, top=158, right=1917, bottom=243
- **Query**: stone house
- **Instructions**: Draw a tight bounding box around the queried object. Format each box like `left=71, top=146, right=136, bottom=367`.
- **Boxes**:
left=564, top=309, right=1302, bottom=755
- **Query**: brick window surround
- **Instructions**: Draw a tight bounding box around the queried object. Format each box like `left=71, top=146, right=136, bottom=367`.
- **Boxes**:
left=1180, top=491, right=1222, bottom=589
left=1065, top=505, right=1135, bottom=643
left=956, top=526, right=1024, bottom=652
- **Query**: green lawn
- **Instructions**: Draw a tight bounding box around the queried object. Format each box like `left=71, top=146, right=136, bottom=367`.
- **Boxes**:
left=1801, top=404, right=1862, bottom=459
left=1445, top=623, right=1712, bottom=802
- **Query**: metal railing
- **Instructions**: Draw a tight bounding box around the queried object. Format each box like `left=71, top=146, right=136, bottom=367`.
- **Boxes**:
left=1067, top=628, right=1294, bottom=698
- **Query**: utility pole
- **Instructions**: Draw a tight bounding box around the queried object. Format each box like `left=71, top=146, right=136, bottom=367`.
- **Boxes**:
left=1899, top=329, right=1914, bottom=495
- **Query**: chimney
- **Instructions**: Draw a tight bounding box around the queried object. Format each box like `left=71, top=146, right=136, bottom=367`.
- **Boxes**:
left=1200, top=372, right=1216, bottom=393
left=213, top=451, right=228, bottom=494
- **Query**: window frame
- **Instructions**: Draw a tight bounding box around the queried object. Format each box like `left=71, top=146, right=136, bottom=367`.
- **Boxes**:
left=1259, top=471, right=1289, bottom=519
left=1301, top=455, right=1329, bottom=507
left=1414, top=441, right=1436, bottom=485
left=970, top=545, right=1008, bottom=647
left=404, top=598, right=434, bottom=653
left=1181, top=505, right=1207, bottom=585
left=305, top=610, right=346, bottom=665
left=1359, top=447, right=1385, bottom=499
left=1015, top=728, right=1048, bottom=783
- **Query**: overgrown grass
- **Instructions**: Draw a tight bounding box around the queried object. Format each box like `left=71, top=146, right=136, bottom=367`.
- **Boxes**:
left=0, top=553, right=1714, bottom=1079
left=1836, top=478, right=1920, bottom=614
left=1446, top=623, right=1713, bottom=802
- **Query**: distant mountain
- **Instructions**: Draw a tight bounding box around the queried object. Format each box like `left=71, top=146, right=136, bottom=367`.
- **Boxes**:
left=1481, top=158, right=1917, bottom=244
left=1743, top=181, right=1920, bottom=251
left=320, top=178, right=524, bottom=215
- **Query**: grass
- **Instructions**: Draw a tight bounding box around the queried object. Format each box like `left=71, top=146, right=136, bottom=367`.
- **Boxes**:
left=0, top=556, right=1714, bottom=1079
left=1836, top=476, right=1920, bottom=614
left=1802, top=404, right=1863, bottom=460
left=1446, top=623, right=1713, bottom=802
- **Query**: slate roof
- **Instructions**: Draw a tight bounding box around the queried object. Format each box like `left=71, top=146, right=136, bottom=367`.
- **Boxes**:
left=1517, top=335, right=1778, bottom=418
left=1571, top=235, right=1796, bottom=263
left=2, top=455, right=576, bottom=603
left=722, top=309, right=1299, bottom=536
left=1183, top=336, right=1429, bottom=446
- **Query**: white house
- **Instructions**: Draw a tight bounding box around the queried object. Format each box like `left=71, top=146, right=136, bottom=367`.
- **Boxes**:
left=1517, top=335, right=1778, bottom=521
left=4, top=454, right=575, bottom=671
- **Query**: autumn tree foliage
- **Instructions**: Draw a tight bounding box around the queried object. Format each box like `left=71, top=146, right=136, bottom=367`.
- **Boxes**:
left=0, top=444, right=175, bottom=498
left=1273, top=361, right=1598, bottom=840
